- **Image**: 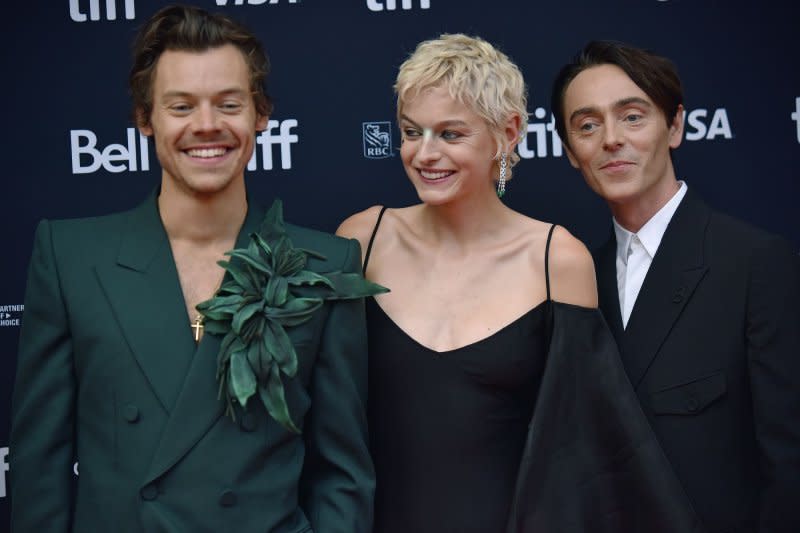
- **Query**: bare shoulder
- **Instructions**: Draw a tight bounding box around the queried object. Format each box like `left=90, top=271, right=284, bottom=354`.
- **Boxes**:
left=546, top=225, right=598, bottom=308
left=335, top=205, right=385, bottom=251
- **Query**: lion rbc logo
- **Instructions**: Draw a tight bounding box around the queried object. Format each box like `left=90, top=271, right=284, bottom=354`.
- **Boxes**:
left=362, top=122, right=394, bottom=159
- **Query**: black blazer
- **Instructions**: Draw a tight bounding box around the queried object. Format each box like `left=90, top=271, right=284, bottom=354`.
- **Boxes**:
left=594, top=188, right=800, bottom=533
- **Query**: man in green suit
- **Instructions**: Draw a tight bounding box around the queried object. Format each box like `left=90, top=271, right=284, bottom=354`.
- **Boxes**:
left=10, top=5, right=375, bottom=532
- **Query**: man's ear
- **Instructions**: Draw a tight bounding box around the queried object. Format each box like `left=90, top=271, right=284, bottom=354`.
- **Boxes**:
left=136, top=109, right=153, bottom=137
left=668, top=104, right=684, bottom=149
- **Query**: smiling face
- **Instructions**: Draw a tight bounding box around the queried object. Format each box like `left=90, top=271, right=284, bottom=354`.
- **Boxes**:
left=562, top=64, right=683, bottom=219
left=399, top=85, right=504, bottom=206
left=138, top=44, right=268, bottom=199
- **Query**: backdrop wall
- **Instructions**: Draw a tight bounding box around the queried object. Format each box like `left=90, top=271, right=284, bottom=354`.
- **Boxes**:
left=2, top=1, right=798, bottom=525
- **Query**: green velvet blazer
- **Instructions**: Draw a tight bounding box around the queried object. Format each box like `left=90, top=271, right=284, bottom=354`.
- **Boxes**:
left=10, top=193, right=374, bottom=533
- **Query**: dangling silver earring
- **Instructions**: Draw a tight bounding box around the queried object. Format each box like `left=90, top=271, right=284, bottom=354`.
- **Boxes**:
left=496, top=152, right=507, bottom=198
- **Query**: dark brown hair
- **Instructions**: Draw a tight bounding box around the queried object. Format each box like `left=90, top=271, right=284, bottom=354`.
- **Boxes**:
left=130, top=4, right=272, bottom=127
left=551, top=40, right=682, bottom=148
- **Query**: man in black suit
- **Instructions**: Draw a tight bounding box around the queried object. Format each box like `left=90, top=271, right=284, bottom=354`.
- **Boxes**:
left=551, top=41, right=800, bottom=532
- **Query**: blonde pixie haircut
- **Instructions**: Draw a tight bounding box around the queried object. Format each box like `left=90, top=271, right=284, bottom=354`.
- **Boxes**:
left=395, top=33, right=529, bottom=179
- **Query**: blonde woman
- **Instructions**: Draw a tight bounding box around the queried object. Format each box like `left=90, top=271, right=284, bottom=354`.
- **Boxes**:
left=338, top=34, right=699, bottom=533
left=337, top=33, right=587, bottom=531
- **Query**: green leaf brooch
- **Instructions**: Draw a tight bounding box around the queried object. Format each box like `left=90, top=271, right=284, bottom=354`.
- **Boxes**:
left=196, top=200, right=387, bottom=433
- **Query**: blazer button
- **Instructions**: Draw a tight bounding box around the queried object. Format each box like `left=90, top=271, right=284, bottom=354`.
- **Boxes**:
left=140, top=483, right=158, bottom=501
left=219, top=490, right=237, bottom=507
left=686, top=397, right=699, bottom=412
left=124, top=404, right=140, bottom=423
left=240, top=413, right=257, bottom=432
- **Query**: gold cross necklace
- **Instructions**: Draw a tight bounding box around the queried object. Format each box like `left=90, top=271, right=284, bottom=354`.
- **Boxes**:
left=191, top=315, right=204, bottom=342
left=190, top=275, right=225, bottom=344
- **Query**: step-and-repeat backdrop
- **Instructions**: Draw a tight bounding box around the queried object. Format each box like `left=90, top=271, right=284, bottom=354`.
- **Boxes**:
left=2, top=1, right=798, bottom=525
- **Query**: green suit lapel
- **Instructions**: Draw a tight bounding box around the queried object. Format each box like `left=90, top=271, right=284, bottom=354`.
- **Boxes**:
left=144, top=201, right=267, bottom=484
left=95, top=193, right=196, bottom=411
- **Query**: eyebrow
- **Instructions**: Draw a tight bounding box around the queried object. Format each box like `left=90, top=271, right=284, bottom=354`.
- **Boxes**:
left=161, top=88, right=249, bottom=99
left=569, top=96, right=653, bottom=123
left=399, top=114, right=470, bottom=128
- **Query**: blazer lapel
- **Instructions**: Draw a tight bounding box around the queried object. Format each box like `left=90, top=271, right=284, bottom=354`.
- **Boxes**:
left=594, top=233, right=625, bottom=344
left=144, top=201, right=267, bottom=484
left=621, top=189, right=710, bottom=388
left=95, top=193, right=196, bottom=411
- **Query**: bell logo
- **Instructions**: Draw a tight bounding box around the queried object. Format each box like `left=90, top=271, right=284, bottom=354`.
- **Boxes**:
left=248, top=119, right=299, bottom=171
left=518, top=107, right=563, bottom=159
left=69, top=0, right=135, bottom=22
left=1, top=447, right=8, bottom=499
left=367, top=0, right=430, bottom=11
left=791, top=97, right=800, bottom=144
left=683, top=108, right=733, bottom=141
left=70, top=128, right=150, bottom=174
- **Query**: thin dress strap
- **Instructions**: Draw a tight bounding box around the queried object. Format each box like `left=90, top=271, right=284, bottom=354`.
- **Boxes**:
left=363, top=206, right=388, bottom=274
left=544, top=224, right=556, bottom=301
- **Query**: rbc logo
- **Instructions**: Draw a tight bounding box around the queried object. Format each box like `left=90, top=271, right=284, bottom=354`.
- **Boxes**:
left=248, top=119, right=299, bottom=171
left=69, top=0, right=135, bottom=22
left=362, top=122, right=393, bottom=159
left=367, top=0, right=430, bottom=11
left=71, top=128, right=150, bottom=174
left=791, top=97, right=800, bottom=144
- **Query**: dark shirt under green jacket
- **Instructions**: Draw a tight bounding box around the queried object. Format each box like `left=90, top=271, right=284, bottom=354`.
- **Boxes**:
left=10, top=193, right=375, bottom=533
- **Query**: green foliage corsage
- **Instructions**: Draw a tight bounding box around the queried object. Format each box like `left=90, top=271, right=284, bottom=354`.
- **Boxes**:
left=197, top=200, right=387, bottom=433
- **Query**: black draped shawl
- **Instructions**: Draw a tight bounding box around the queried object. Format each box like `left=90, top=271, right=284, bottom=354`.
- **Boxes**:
left=507, top=302, right=705, bottom=533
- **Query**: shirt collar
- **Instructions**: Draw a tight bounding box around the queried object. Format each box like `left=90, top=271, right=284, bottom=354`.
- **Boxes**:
left=614, top=181, right=687, bottom=265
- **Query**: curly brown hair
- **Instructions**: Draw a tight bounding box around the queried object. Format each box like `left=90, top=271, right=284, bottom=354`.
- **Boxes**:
left=129, top=4, right=272, bottom=128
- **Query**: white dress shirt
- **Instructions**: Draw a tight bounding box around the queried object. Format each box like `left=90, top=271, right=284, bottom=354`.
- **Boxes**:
left=615, top=182, right=688, bottom=328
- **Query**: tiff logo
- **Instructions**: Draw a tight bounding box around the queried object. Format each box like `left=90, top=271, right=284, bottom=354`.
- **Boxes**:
left=70, top=0, right=135, bottom=22
left=518, top=107, right=563, bottom=159
left=792, top=97, right=800, bottom=144
left=215, top=0, right=298, bottom=4
left=248, top=119, right=299, bottom=171
left=71, top=128, right=150, bottom=174
left=367, top=0, right=430, bottom=11
left=1, top=447, right=8, bottom=498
